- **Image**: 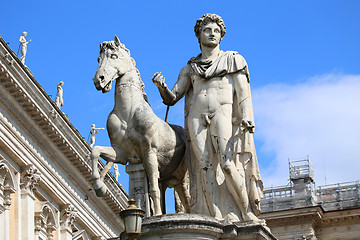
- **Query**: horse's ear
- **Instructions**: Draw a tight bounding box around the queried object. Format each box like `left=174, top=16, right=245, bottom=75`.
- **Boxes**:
left=99, top=43, right=102, bottom=50
left=114, top=35, right=121, bottom=46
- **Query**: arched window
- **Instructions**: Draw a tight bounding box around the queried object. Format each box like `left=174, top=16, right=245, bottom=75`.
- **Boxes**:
left=34, top=202, right=59, bottom=240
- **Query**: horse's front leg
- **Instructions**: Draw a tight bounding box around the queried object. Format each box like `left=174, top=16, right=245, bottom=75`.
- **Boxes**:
left=100, top=162, right=113, bottom=181
left=90, top=145, right=126, bottom=197
left=143, top=149, right=162, bottom=216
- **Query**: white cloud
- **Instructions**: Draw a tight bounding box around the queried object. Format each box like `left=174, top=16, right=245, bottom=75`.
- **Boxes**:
left=253, top=74, right=360, bottom=188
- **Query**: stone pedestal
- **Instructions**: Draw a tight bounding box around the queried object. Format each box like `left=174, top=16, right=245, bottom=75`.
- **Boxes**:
left=139, top=214, right=276, bottom=240
left=125, top=162, right=150, bottom=217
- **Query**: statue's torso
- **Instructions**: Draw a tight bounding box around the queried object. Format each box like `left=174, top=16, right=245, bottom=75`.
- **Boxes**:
left=189, top=73, right=234, bottom=115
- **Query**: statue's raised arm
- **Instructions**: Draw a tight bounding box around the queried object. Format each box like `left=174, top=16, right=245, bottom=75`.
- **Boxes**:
left=152, top=65, right=191, bottom=106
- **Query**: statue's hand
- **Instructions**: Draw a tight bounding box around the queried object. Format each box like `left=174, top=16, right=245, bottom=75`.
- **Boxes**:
left=241, top=119, right=255, bottom=133
left=152, top=72, right=167, bottom=88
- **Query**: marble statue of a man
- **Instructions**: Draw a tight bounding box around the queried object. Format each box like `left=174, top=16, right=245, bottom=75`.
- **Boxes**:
left=19, top=32, right=32, bottom=64
left=113, top=163, right=120, bottom=181
left=89, top=124, right=105, bottom=148
left=152, top=13, right=263, bottom=222
left=55, top=81, right=64, bottom=109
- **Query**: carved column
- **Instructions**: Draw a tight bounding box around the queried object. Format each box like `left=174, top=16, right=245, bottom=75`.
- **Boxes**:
left=60, top=204, right=78, bottom=240
left=125, top=158, right=150, bottom=217
left=2, top=191, right=12, bottom=240
left=20, top=164, right=41, bottom=240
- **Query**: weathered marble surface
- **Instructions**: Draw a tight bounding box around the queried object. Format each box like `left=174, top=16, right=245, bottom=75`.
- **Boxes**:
left=152, top=13, right=263, bottom=223
left=90, top=36, right=190, bottom=216
left=139, top=214, right=275, bottom=240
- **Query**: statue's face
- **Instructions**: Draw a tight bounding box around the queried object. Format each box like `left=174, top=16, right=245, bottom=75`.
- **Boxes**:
left=199, top=22, right=221, bottom=48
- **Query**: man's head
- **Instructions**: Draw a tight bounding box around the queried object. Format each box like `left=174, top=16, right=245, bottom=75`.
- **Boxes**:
left=194, top=14, right=226, bottom=43
left=22, top=32, right=27, bottom=37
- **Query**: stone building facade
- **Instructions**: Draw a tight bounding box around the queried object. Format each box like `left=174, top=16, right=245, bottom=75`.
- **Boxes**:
left=0, top=36, right=127, bottom=240
left=260, top=158, right=360, bottom=239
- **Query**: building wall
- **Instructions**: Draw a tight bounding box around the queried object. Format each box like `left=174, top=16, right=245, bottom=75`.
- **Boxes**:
left=0, top=35, right=128, bottom=240
left=260, top=159, right=360, bottom=239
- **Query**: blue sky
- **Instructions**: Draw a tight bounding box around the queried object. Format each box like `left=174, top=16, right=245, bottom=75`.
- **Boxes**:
left=1, top=1, right=360, bottom=212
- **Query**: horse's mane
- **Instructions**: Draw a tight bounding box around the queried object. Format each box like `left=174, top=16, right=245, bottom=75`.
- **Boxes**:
left=100, top=41, right=149, bottom=104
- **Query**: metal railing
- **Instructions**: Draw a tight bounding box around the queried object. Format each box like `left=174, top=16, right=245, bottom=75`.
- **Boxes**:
left=288, top=156, right=314, bottom=181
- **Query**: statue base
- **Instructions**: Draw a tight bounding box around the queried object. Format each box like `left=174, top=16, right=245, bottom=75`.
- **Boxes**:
left=139, top=214, right=276, bottom=240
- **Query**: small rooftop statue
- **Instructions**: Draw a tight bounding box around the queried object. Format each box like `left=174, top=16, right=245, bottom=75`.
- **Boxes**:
left=55, top=81, right=64, bottom=109
left=19, top=32, right=31, bottom=64
left=89, top=124, right=104, bottom=148
left=113, top=164, right=120, bottom=181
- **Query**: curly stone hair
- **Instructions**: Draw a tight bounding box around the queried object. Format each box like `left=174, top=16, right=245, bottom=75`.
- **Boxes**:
left=194, top=13, right=226, bottom=41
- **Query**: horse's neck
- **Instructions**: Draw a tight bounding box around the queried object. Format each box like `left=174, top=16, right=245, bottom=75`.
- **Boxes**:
left=116, top=69, right=141, bottom=86
left=114, top=69, right=145, bottom=115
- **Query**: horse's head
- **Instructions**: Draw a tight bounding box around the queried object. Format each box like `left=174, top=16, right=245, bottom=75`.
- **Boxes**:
left=93, top=35, right=135, bottom=93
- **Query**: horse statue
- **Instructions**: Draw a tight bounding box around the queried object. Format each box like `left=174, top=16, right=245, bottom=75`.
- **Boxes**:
left=90, top=35, right=190, bottom=216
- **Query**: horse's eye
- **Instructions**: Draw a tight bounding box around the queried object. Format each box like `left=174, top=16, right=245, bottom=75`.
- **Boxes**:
left=111, top=54, right=118, bottom=59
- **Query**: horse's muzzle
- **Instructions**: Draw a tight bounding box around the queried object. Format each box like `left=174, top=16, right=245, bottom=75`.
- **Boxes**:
left=93, top=76, right=103, bottom=91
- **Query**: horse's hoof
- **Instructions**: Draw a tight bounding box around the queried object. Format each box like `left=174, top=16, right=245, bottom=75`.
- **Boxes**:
left=92, top=178, right=107, bottom=197
left=94, top=186, right=107, bottom=197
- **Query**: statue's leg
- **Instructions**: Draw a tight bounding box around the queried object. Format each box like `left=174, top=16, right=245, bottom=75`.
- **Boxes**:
left=143, top=149, right=162, bottom=215
left=210, top=105, right=258, bottom=222
left=188, top=114, right=217, bottom=217
left=20, top=47, right=26, bottom=64
left=100, top=162, right=114, bottom=180
left=90, top=145, right=126, bottom=197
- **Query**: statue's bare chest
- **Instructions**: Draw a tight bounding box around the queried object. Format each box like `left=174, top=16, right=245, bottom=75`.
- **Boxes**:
left=189, top=74, right=234, bottom=112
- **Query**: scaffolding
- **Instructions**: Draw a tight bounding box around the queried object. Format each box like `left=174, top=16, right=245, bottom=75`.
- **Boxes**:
left=261, top=157, right=360, bottom=213
left=288, top=156, right=314, bottom=182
